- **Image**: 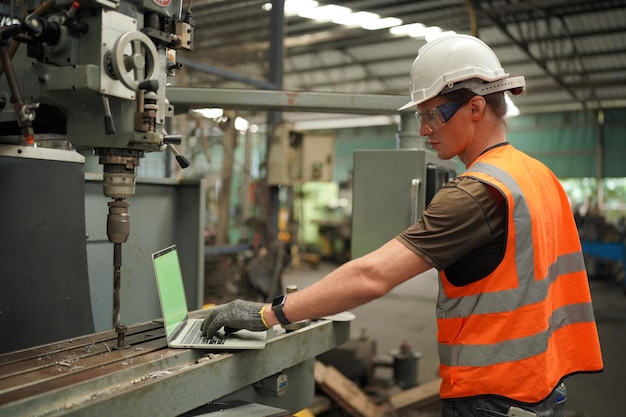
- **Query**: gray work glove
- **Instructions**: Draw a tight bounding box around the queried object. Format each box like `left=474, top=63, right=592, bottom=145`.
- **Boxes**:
left=200, top=299, right=269, bottom=339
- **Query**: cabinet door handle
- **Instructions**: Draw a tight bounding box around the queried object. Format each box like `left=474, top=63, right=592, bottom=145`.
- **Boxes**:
left=410, top=179, right=421, bottom=225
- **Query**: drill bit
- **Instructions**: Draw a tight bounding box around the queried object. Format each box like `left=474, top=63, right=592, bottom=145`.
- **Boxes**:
left=113, top=242, right=122, bottom=332
left=112, top=242, right=129, bottom=349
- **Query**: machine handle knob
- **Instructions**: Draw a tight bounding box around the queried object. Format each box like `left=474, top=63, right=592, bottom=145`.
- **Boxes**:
left=138, top=79, right=159, bottom=92
left=175, top=154, right=191, bottom=169
left=166, top=143, right=190, bottom=169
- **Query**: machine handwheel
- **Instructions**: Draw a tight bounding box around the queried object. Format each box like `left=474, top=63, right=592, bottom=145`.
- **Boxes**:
left=110, top=31, right=159, bottom=92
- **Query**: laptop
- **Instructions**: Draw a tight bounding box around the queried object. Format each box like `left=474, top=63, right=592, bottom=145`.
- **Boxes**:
left=152, top=245, right=267, bottom=349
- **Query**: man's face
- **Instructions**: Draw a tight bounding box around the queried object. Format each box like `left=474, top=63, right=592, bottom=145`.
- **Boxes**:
left=416, top=96, right=470, bottom=161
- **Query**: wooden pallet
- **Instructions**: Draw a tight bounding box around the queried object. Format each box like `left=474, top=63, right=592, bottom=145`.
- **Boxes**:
left=314, top=361, right=441, bottom=417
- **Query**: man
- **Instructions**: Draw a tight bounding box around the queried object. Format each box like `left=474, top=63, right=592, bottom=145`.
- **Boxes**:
left=201, top=34, right=603, bottom=417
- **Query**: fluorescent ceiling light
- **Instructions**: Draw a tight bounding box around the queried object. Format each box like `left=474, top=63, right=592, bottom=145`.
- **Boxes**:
left=299, top=4, right=350, bottom=21
left=193, top=108, right=223, bottom=119
left=390, top=24, right=452, bottom=41
left=235, top=117, right=250, bottom=131
left=193, top=108, right=252, bottom=131
left=332, top=10, right=379, bottom=26
left=283, top=0, right=318, bottom=17
left=362, top=16, right=402, bottom=30
left=390, top=23, right=425, bottom=36
left=292, top=114, right=400, bottom=130
left=266, top=1, right=450, bottom=42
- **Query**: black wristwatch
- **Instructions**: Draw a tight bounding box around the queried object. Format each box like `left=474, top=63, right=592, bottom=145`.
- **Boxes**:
left=271, top=294, right=291, bottom=325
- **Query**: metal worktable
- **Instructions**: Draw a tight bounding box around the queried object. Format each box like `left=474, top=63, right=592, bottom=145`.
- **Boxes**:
left=0, top=317, right=350, bottom=417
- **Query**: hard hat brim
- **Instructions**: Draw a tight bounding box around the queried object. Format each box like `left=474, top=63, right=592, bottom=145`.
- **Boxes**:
left=398, top=100, right=418, bottom=112
left=398, top=75, right=526, bottom=112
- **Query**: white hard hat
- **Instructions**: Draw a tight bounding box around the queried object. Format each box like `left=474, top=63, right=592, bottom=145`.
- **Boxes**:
left=398, top=33, right=525, bottom=111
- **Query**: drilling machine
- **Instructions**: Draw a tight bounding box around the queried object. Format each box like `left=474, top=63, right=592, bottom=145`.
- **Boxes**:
left=0, top=0, right=192, bottom=349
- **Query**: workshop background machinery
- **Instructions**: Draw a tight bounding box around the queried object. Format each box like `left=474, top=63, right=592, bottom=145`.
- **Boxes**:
left=351, top=127, right=458, bottom=258
left=0, top=0, right=193, bottom=351
left=0, top=2, right=456, bottom=415
left=0, top=1, right=354, bottom=416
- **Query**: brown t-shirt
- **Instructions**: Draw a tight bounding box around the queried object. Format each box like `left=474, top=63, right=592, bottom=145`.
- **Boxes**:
left=396, top=176, right=507, bottom=286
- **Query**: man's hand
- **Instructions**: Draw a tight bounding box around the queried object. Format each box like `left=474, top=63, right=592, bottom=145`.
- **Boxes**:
left=200, top=299, right=270, bottom=339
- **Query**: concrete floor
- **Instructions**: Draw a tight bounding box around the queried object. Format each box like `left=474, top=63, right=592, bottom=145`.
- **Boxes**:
left=283, top=261, right=625, bottom=417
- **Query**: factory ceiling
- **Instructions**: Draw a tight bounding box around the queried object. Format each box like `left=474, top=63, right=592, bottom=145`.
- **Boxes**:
left=176, top=0, right=626, bottom=119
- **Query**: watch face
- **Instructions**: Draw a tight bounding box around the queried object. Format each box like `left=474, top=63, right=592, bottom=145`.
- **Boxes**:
left=272, top=294, right=286, bottom=307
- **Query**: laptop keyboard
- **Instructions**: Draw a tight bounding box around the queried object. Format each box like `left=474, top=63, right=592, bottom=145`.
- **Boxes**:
left=182, top=321, right=225, bottom=345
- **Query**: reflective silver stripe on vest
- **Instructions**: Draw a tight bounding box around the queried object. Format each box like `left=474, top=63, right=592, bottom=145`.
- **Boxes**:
left=437, top=251, right=585, bottom=317
left=437, top=160, right=592, bottom=367
left=439, top=302, right=596, bottom=367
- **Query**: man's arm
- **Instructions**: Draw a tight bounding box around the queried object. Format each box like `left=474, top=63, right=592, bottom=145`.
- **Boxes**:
left=262, top=238, right=434, bottom=326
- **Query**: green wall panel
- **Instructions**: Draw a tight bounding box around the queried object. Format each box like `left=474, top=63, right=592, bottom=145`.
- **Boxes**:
left=507, top=108, right=626, bottom=178
left=508, top=121, right=597, bottom=178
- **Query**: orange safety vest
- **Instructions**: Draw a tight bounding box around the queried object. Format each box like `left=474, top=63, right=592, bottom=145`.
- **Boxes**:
left=437, top=144, right=603, bottom=403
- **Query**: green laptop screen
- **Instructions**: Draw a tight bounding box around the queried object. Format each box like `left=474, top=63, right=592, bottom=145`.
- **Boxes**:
left=153, top=247, right=188, bottom=338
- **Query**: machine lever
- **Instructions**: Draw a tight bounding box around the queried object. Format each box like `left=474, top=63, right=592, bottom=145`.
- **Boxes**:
left=163, top=134, right=182, bottom=145
left=166, top=143, right=191, bottom=169
left=102, top=95, right=117, bottom=134
left=21, top=14, right=60, bottom=44
left=0, top=23, right=22, bottom=41
left=0, top=42, right=36, bottom=144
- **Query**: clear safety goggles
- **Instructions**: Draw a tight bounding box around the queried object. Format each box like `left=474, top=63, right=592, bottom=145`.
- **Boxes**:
left=415, top=101, right=464, bottom=133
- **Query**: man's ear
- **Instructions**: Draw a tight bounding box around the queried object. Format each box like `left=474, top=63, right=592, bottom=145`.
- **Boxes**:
left=468, top=96, right=486, bottom=119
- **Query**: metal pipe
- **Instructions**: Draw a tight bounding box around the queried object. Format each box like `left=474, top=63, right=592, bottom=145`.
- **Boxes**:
left=596, top=109, right=605, bottom=209
left=0, top=42, right=35, bottom=144
left=397, top=112, right=428, bottom=150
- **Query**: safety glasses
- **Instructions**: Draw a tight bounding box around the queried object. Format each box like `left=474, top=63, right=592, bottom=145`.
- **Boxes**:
left=415, top=101, right=465, bottom=133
